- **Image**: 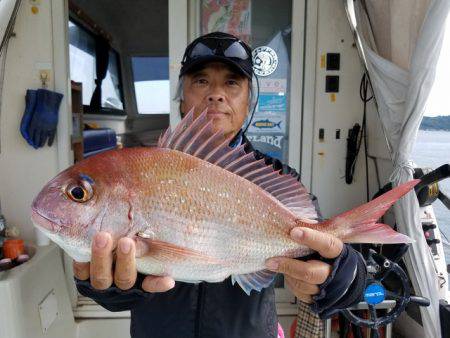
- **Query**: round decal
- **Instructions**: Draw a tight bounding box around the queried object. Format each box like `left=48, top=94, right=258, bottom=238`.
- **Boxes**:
left=364, top=283, right=386, bottom=305
left=252, top=46, right=278, bottom=77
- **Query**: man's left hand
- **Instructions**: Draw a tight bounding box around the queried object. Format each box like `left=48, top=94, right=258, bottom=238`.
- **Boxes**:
left=265, top=227, right=343, bottom=303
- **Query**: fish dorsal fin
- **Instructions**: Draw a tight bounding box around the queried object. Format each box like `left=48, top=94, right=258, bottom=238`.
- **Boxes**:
left=158, top=109, right=318, bottom=220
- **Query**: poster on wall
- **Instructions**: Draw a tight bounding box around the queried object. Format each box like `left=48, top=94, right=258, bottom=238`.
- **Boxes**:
left=246, top=134, right=287, bottom=161
left=258, top=93, right=287, bottom=112
left=259, top=78, right=287, bottom=94
left=201, top=0, right=251, bottom=43
left=247, top=113, right=286, bottom=134
left=246, top=31, right=291, bottom=163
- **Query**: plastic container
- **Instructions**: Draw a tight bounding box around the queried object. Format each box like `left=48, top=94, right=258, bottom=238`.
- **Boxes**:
left=3, top=239, right=24, bottom=259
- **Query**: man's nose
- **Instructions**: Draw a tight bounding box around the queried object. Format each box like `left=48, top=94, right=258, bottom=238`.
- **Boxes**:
left=207, top=93, right=225, bottom=103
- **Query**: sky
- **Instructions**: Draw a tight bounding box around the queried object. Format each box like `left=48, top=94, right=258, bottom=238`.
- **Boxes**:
left=425, top=15, right=450, bottom=117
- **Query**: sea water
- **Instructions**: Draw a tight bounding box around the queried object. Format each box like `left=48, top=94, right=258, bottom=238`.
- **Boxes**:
left=411, top=130, right=450, bottom=266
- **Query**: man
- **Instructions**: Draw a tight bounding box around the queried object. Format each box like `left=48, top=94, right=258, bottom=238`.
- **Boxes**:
left=74, top=32, right=366, bottom=338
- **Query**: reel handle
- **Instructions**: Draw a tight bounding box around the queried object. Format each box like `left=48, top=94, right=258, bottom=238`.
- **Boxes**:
left=414, top=164, right=450, bottom=191
left=410, top=296, right=430, bottom=307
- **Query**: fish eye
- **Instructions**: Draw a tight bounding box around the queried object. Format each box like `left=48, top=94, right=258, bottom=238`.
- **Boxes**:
left=66, top=181, right=93, bottom=203
left=71, top=186, right=85, bottom=200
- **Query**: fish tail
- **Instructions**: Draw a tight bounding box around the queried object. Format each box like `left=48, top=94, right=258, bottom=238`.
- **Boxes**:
left=316, top=179, right=420, bottom=244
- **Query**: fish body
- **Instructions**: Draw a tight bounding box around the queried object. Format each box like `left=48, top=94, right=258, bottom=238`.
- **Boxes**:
left=31, top=109, right=415, bottom=294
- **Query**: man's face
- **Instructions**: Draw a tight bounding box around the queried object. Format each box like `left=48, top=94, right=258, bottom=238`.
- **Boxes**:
left=181, top=62, right=250, bottom=138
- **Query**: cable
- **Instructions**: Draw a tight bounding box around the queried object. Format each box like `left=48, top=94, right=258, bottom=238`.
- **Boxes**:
left=242, top=70, right=260, bottom=135
left=360, top=72, right=373, bottom=201
left=346, top=73, right=373, bottom=201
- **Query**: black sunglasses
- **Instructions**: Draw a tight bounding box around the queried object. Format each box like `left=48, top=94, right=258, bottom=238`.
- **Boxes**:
left=182, top=36, right=252, bottom=64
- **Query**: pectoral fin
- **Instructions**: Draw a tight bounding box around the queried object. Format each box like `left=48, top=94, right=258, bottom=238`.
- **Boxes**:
left=136, top=237, right=221, bottom=264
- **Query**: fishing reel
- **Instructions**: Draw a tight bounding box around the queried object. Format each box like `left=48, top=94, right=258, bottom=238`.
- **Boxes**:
left=414, top=164, right=450, bottom=209
left=340, top=247, right=430, bottom=338
left=373, top=164, right=450, bottom=210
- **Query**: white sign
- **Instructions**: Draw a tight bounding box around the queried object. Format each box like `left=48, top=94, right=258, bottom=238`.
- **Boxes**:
left=252, top=46, right=278, bottom=77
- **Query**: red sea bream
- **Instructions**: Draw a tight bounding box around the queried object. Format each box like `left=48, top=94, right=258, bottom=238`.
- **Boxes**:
left=31, top=109, right=415, bottom=294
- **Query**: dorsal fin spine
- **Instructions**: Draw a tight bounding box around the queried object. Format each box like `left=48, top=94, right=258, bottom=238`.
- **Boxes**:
left=183, top=122, right=211, bottom=153
left=233, top=158, right=266, bottom=176
left=203, top=136, right=233, bottom=162
left=158, top=108, right=319, bottom=221
left=223, top=152, right=255, bottom=171
left=242, top=166, right=271, bottom=179
left=252, top=172, right=280, bottom=185
left=192, top=130, right=222, bottom=157
left=174, top=110, right=207, bottom=150
left=214, top=144, right=245, bottom=167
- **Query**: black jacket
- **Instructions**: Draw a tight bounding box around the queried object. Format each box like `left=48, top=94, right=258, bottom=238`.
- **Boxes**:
left=75, top=135, right=365, bottom=338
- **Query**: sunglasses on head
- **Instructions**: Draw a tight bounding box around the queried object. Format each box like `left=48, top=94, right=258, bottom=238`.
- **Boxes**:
left=182, top=36, right=252, bottom=64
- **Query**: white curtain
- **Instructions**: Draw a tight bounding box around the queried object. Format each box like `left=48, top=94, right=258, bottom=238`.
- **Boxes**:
left=344, top=1, right=450, bottom=338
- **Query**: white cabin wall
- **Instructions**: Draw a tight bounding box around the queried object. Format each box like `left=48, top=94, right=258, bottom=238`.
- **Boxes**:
left=308, top=0, right=373, bottom=217
left=304, top=0, right=394, bottom=219
left=0, top=0, right=71, bottom=244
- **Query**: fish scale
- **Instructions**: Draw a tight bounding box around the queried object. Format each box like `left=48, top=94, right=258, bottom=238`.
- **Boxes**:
left=127, top=149, right=300, bottom=279
left=32, top=108, right=416, bottom=295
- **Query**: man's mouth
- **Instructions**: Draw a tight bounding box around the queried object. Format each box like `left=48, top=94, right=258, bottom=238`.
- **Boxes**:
left=207, top=110, right=228, bottom=117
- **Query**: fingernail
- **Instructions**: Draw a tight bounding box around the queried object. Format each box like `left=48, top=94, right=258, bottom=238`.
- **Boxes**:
left=95, top=233, right=108, bottom=248
left=167, top=278, right=175, bottom=289
left=265, top=259, right=279, bottom=271
left=291, top=228, right=304, bottom=241
left=120, top=240, right=131, bottom=254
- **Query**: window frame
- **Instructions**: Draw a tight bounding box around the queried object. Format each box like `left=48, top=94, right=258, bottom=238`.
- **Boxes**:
left=130, top=55, right=171, bottom=115
left=68, top=16, right=126, bottom=115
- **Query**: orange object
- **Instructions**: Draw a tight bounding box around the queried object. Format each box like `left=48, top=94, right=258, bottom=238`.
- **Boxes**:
left=3, top=239, right=24, bottom=259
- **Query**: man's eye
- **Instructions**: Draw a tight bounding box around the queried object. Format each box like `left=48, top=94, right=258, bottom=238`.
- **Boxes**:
left=226, top=80, right=239, bottom=86
left=194, top=78, right=208, bottom=84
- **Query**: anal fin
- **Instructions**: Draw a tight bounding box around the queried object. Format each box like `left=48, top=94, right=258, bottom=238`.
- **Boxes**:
left=231, top=269, right=277, bottom=295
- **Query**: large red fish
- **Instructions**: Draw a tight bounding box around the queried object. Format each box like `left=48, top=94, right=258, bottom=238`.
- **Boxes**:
left=31, top=109, right=415, bottom=294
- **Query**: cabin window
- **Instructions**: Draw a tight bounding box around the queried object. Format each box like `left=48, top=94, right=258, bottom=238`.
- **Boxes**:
left=131, top=56, right=170, bottom=114
left=68, top=20, right=124, bottom=111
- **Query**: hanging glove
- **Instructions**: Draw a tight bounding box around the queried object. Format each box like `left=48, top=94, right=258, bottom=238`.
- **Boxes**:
left=28, top=89, right=63, bottom=148
left=19, top=89, right=37, bottom=146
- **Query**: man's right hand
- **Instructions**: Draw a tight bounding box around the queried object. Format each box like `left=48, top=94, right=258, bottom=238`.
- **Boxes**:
left=73, top=232, right=175, bottom=292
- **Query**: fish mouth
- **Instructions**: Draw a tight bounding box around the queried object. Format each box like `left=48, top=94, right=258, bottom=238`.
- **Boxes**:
left=31, top=209, right=61, bottom=233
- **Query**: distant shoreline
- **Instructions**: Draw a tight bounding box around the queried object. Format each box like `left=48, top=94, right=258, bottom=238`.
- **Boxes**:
left=420, top=116, right=450, bottom=131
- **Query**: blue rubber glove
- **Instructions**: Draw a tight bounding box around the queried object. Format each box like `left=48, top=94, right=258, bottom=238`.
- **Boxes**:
left=28, top=89, right=63, bottom=148
left=20, top=89, right=37, bottom=146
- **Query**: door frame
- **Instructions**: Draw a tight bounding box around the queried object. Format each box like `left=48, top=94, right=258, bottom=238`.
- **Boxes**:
left=183, top=0, right=314, bottom=307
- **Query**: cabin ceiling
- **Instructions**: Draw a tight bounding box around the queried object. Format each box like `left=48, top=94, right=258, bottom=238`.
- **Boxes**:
left=70, top=0, right=168, bottom=55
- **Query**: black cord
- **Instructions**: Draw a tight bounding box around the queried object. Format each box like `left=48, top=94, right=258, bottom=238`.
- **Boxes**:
left=242, top=71, right=260, bottom=135
left=360, top=72, right=373, bottom=202
left=347, top=73, right=373, bottom=199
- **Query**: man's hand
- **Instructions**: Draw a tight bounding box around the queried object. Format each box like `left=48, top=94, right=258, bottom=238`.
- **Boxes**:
left=265, top=227, right=343, bottom=303
left=73, top=232, right=175, bottom=292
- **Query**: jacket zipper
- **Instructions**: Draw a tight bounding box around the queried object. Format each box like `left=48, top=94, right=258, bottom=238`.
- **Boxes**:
left=194, top=283, right=205, bottom=338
